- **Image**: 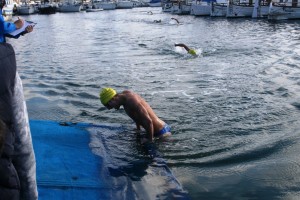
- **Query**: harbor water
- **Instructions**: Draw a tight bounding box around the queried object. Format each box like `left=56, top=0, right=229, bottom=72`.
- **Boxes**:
left=9, top=7, right=300, bottom=199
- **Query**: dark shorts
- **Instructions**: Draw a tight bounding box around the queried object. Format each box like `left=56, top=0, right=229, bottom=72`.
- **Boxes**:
left=154, top=124, right=171, bottom=137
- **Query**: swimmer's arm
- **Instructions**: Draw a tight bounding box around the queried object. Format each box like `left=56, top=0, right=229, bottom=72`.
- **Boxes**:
left=142, top=119, right=154, bottom=142
left=175, top=43, right=190, bottom=52
left=134, top=105, right=154, bottom=142
left=171, top=17, right=179, bottom=24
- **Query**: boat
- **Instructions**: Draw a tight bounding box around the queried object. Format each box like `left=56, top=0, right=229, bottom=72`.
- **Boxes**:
left=18, top=1, right=36, bottom=15
left=58, top=0, right=82, bottom=12
left=148, top=0, right=161, bottom=7
left=94, top=0, right=117, bottom=10
left=2, top=0, right=14, bottom=21
left=86, top=2, right=104, bottom=11
left=32, top=1, right=40, bottom=13
left=226, top=0, right=254, bottom=17
left=86, top=7, right=104, bottom=11
left=190, top=0, right=215, bottom=16
left=162, top=0, right=173, bottom=12
left=131, top=0, right=146, bottom=7
left=38, top=0, right=58, bottom=14
left=170, top=0, right=192, bottom=14
left=252, top=0, right=269, bottom=18
left=116, top=0, right=134, bottom=8
left=268, top=0, right=300, bottom=20
left=210, top=0, right=227, bottom=16
left=38, top=4, right=57, bottom=14
left=226, top=0, right=269, bottom=17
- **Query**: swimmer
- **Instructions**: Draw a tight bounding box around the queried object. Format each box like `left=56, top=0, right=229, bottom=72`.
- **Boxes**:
left=175, top=43, right=197, bottom=55
left=100, top=88, right=171, bottom=143
left=154, top=19, right=161, bottom=23
left=147, top=11, right=153, bottom=15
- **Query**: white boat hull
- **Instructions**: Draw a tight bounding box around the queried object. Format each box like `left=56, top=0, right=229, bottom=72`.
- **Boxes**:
left=116, top=1, right=134, bottom=9
left=86, top=3, right=104, bottom=11
left=2, top=7, right=13, bottom=21
left=171, top=4, right=191, bottom=14
left=268, top=3, right=300, bottom=20
left=38, top=3, right=58, bottom=14
left=18, top=5, right=35, bottom=15
left=149, top=2, right=161, bottom=7
left=95, top=2, right=116, bottom=10
left=59, top=4, right=82, bottom=12
left=162, top=2, right=172, bottom=12
left=211, top=2, right=227, bottom=17
left=190, top=2, right=211, bottom=16
left=86, top=8, right=104, bottom=11
left=251, top=0, right=269, bottom=18
left=227, top=3, right=254, bottom=17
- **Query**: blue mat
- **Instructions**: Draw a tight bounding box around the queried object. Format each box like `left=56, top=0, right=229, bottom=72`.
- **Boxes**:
left=30, top=120, right=190, bottom=200
left=31, top=120, right=113, bottom=199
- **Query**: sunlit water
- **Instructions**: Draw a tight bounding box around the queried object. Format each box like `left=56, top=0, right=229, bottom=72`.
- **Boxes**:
left=9, top=7, right=300, bottom=199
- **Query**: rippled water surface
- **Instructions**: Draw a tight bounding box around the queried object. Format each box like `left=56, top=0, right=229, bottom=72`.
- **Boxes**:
left=10, top=7, right=300, bottom=199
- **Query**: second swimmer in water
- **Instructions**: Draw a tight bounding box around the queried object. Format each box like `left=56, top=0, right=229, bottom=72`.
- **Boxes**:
left=175, top=43, right=197, bottom=55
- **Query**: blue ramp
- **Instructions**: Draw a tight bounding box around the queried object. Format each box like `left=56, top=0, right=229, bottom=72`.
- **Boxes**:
left=30, top=120, right=190, bottom=200
left=30, top=120, right=113, bottom=200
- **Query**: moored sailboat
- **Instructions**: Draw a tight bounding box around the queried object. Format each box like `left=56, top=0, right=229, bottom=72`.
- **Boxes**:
left=18, top=1, right=36, bottom=15
left=38, top=0, right=58, bottom=14
left=58, top=0, right=82, bottom=12
left=170, top=0, right=192, bottom=14
left=211, top=0, right=227, bottom=17
left=190, top=0, right=215, bottom=16
left=268, top=0, right=300, bottom=20
left=2, top=0, right=14, bottom=21
left=94, top=0, right=117, bottom=10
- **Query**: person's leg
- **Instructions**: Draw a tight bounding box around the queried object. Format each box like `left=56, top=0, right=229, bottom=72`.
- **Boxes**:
left=0, top=42, right=21, bottom=200
left=0, top=42, right=38, bottom=200
left=12, top=72, right=38, bottom=200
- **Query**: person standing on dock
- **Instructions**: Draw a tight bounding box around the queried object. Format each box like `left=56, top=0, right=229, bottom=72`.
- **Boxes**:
left=99, top=88, right=171, bottom=143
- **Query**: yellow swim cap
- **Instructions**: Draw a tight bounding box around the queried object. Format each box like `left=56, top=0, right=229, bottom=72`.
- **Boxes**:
left=100, top=88, right=117, bottom=105
left=188, top=49, right=197, bottom=55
